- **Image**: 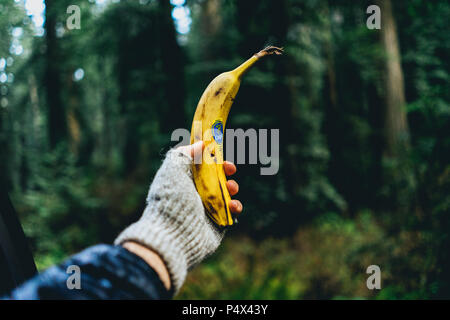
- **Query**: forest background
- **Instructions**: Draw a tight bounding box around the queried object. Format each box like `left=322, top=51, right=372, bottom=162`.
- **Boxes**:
left=0, top=0, right=448, bottom=299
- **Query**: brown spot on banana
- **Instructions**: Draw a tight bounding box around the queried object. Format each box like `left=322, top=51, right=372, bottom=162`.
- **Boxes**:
left=205, top=202, right=217, bottom=215
left=200, top=103, right=206, bottom=119
left=218, top=178, right=230, bottom=222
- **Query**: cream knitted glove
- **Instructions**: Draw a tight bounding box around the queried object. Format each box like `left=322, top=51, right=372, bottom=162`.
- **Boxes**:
left=114, top=148, right=224, bottom=294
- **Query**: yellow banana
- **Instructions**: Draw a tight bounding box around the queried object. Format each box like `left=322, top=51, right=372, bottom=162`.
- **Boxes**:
left=190, top=46, right=283, bottom=227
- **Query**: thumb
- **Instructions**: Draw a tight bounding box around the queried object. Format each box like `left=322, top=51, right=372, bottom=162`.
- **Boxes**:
left=177, top=141, right=204, bottom=160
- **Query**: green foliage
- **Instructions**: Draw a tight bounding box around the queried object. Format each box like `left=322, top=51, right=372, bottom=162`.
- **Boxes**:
left=179, top=211, right=440, bottom=299
left=179, top=211, right=436, bottom=299
left=14, top=146, right=104, bottom=270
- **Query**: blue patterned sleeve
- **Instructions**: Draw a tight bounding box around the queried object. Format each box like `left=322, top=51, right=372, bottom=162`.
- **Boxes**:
left=2, top=244, right=172, bottom=300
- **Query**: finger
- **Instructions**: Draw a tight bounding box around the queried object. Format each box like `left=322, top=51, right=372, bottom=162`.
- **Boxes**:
left=223, top=161, right=236, bottom=176
left=190, top=140, right=205, bottom=159
left=226, top=179, right=239, bottom=196
left=229, top=200, right=243, bottom=214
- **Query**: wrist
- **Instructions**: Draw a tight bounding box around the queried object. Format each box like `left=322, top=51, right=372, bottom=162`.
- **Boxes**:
left=122, top=241, right=171, bottom=291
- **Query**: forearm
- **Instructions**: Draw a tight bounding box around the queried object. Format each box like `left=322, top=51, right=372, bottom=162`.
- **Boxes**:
left=2, top=244, right=172, bottom=300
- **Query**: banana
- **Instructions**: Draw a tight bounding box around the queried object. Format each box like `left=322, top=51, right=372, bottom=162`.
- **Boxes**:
left=190, top=46, right=283, bottom=227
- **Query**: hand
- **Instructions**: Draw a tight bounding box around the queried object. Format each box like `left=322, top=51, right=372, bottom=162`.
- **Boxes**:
left=177, top=141, right=243, bottom=215
left=116, top=141, right=241, bottom=294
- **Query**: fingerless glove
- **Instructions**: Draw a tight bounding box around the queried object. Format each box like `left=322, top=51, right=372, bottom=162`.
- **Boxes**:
left=114, top=149, right=224, bottom=294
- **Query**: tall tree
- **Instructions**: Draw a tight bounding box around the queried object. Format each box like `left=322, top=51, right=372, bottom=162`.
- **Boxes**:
left=376, top=0, right=416, bottom=215
left=377, top=0, right=409, bottom=157
left=44, top=0, right=67, bottom=149
left=157, top=0, right=186, bottom=131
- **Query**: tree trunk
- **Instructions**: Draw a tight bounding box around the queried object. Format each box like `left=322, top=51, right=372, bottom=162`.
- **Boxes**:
left=378, top=0, right=410, bottom=157
left=157, top=0, right=186, bottom=130
left=0, top=107, right=9, bottom=190
left=66, top=71, right=81, bottom=155
left=45, top=0, right=67, bottom=149
left=377, top=0, right=416, bottom=216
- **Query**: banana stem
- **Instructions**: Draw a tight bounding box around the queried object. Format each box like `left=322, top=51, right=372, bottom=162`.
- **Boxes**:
left=232, top=46, right=284, bottom=79
left=255, top=46, right=284, bottom=58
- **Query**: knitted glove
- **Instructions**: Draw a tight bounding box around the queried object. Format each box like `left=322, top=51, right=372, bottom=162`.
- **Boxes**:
left=114, top=148, right=224, bottom=294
